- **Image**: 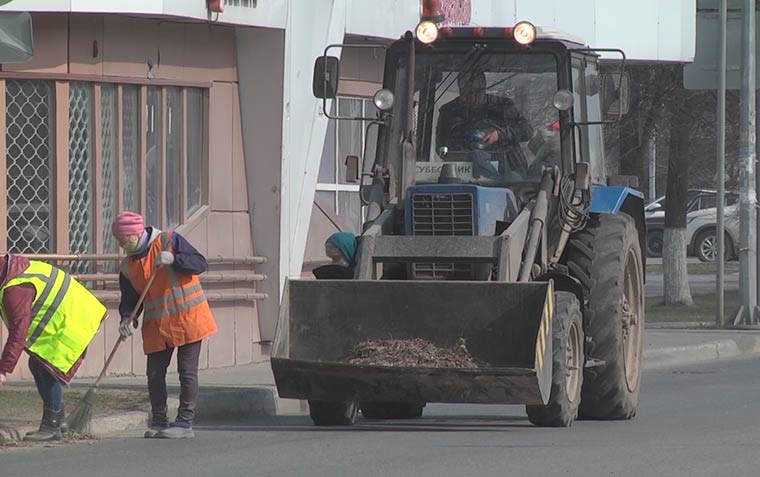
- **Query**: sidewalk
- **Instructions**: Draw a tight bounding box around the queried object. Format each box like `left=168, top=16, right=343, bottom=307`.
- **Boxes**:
left=3, top=327, right=760, bottom=442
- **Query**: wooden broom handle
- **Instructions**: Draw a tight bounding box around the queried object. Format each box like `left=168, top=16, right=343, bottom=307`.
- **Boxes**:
left=93, top=265, right=161, bottom=386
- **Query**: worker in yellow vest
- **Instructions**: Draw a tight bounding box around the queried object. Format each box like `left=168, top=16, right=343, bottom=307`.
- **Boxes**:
left=0, top=253, right=107, bottom=441
left=112, top=211, right=217, bottom=439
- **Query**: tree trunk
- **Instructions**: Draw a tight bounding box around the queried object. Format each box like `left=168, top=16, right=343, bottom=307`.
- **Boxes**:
left=662, top=65, right=693, bottom=306
left=663, top=228, right=693, bottom=305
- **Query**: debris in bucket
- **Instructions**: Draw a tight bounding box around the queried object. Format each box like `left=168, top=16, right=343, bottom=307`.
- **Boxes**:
left=346, top=338, right=479, bottom=368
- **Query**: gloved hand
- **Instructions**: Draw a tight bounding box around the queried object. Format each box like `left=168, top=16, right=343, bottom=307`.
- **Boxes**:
left=482, top=128, right=501, bottom=145
left=118, top=319, right=134, bottom=338
left=158, top=251, right=174, bottom=266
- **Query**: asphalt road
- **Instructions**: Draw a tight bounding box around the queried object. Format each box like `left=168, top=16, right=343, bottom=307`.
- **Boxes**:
left=3, top=358, right=760, bottom=477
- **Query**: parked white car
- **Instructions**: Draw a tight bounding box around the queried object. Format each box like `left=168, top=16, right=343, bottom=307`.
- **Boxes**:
left=645, top=190, right=739, bottom=262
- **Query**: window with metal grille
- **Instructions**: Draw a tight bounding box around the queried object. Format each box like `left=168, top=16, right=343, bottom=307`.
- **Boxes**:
left=4, top=80, right=208, bottom=258
left=69, top=82, right=95, bottom=274
left=101, top=84, right=119, bottom=273
left=101, top=84, right=118, bottom=247
left=6, top=80, right=54, bottom=254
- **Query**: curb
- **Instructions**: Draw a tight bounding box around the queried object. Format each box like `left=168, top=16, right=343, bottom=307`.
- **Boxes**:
left=643, top=335, right=760, bottom=371
left=643, top=340, right=742, bottom=371
left=2, top=412, right=149, bottom=441
left=195, top=386, right=307, bottom=423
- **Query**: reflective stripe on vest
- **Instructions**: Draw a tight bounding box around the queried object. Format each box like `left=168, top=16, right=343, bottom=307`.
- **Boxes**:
left=0, top=261, right=106, bottom=374
left=129, top=232, right=208, bottom=323
left=23, top=268, right=72, bottom=348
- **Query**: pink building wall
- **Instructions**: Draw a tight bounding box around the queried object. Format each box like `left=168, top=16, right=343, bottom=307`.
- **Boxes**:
left=0, top=13, right=267, bottom=381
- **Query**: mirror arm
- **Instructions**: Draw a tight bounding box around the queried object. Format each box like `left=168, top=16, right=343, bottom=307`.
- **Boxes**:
left=569, top=47, right=628, bottom=120
left=319, top=43, right=390, bottom=121
left=617, top=50, right=627, bottom=122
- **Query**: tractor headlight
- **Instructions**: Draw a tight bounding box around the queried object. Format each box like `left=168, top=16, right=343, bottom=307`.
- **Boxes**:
left=416, top=21, right=439, bottom=44
left=513, top=21, right=537, bottom=46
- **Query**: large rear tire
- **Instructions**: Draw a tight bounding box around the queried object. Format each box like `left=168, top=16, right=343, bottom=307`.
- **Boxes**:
left=360, top=402, right=425, bottom=420
left=308, top=400, right=358, bottom=426
left=526, top=291, right=584, bottom=427
left=566, top=213, right=644, bottom=420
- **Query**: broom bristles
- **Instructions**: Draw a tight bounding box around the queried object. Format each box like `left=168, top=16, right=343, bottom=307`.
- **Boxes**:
left=65, top=387, right=98, bottom=435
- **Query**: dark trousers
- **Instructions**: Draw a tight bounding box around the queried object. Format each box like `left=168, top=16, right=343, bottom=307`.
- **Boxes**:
left=29, top=357, right=63, bottom=412
left=146, top=340, right=202, bottom=426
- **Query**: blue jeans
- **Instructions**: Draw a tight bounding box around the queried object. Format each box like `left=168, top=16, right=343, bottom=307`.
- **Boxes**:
left=29, top=357, right=63, bottom=412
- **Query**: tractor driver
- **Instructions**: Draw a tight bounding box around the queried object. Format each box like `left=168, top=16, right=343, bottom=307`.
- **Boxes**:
left=436, top=69, right=533, bottom=181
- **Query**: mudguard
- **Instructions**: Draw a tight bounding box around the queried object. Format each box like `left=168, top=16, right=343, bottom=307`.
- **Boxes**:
left=589, top=185, right=647, bottom=277
left=589, top=186, right=644, bottom=214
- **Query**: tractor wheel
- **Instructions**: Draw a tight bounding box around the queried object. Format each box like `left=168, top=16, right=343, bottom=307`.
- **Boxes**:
left=308, top=400, right=358, bottom=426
left=526, top=291, right=584, bottom=427
left=566, top=213, right=644, bottom=420
left=360, top=402, right=425, bottom=420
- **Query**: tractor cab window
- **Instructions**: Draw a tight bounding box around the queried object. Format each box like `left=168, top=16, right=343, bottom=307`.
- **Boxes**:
left=584, top=61, right=605, bottom=183
left=411, top=51, right=560, bottom=184
left=571, top=57, right=606, bottom=185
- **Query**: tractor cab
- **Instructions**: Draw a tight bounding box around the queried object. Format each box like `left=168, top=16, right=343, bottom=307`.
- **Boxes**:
left=315, top=21, right=629, bottom=225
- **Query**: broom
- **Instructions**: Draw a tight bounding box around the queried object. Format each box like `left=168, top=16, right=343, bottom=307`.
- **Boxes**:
left=66, top=265, right=161, bottom=435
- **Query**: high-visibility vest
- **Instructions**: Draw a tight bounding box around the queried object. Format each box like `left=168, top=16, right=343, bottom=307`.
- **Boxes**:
left=0, top=261, right=106, bottom=374
left=121, top=231, right=217, bottom=354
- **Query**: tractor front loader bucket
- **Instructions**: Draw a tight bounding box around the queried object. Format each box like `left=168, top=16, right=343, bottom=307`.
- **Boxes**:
left=271, top=279, right=555, bottom=406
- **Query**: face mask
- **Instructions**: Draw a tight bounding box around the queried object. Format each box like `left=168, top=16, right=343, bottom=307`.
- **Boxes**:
left=120, top=237, right=140, bottom=253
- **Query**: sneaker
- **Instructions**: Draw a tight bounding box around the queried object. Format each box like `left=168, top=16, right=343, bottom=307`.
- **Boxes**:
left=155, top=421, right=194, bottom=439
left=143, top=422, right=169, bottom=439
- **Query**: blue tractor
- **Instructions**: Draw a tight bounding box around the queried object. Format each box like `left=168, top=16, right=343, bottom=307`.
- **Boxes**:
left=272, top=20, right=646, bottom=428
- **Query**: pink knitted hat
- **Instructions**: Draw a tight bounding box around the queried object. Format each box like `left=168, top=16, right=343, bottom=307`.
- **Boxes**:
left=111, top=211, right=145, bottom=237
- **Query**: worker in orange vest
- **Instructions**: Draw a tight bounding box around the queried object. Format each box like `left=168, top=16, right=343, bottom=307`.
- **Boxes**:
left=112, top=211, right=217, bottom=439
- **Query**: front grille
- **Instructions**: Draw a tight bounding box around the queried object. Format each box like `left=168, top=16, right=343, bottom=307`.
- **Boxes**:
left=412, top=193, right=474, bottom=236
left=411, top=192, right=475, bottom=279
left=412, top=262, right=473, bottom=280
